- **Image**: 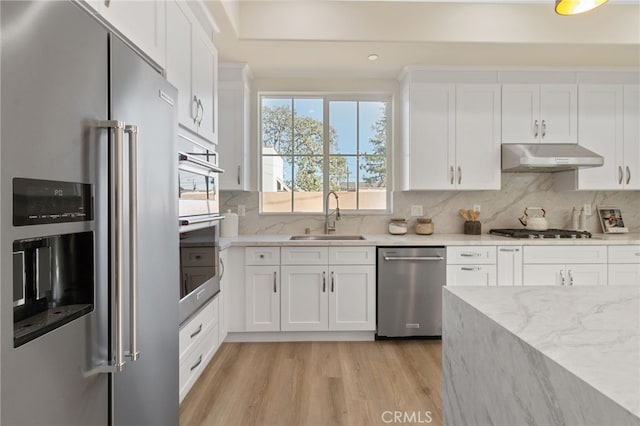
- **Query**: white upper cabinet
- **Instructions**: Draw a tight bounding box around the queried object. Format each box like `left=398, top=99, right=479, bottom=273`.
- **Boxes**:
left=97, top=0, right=167, bottom=68
left=555, top=85, right=639, bottom=190
left=166, top=0, right=218, bottom=144
left=502, top=84, right=577, bottom=144
left=218, top=63, right=253, bottom=191
left=401, top=82, right=501, bottom=190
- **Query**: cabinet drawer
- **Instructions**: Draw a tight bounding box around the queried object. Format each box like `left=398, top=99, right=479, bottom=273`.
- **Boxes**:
left=328, top=247, right=375, bottom=265
left=608, top=245, right=640, bottom=264
left=447, top=246, right=496, bottom=264
left=447, top=265, right=496, bottom=286
left=181, top=246, right=215, bottom=267
left=245, top=247, right=280, bottom=265
left=281, top=246, right=328, bottom=265
left=523, top=245, right=606, bottom=264
left=179, top=296, right=218, bottom=359
left=179, top=322, right=219, bottom=403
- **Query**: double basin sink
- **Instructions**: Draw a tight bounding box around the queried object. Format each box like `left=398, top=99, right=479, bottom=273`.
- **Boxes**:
left=289, top=235, right=366, bottom=241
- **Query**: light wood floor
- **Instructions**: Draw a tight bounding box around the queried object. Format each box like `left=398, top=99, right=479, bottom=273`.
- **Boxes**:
left=180, top=340, right=442, bottom=426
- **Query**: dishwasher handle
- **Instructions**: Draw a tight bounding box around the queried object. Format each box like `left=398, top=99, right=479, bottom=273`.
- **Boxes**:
left=383, top=256, right=444, bottom=261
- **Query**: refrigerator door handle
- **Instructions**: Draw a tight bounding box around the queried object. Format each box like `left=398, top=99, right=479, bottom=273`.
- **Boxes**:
left=125, top=124, right=140, bottom=362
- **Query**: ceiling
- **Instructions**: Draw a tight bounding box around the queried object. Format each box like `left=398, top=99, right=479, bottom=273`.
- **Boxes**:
left=204, top=0, right=640, bottom=79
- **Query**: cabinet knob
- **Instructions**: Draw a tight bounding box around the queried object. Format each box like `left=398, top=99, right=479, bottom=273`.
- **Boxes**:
left=259, top=254, right=265, bottom=259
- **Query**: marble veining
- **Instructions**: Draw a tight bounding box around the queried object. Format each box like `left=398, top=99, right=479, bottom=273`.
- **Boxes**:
left=221, top=173, right=640, bottom=235
left=443, top=286, right=640, bottom=425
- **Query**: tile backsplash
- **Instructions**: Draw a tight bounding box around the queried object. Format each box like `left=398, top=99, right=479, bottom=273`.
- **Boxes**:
left=220, top=173, right=639, bottom=235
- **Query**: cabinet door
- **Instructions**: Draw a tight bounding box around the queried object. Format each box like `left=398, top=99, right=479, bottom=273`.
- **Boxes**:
left=218, top=80, right=250, bottom=190
left=608, top=264, right=640, bottom=286
left=575, top=85, right=624, bottom=190
left=446, top=265, right=496, bottom=286
left=280, top=266, right=328, bottom=331
left=99, top=0, right=166, bottom=67
left=497, top=246, right=523, bottom=286
left=192, top=30, right=217, bottom=144
left=245, top=266, right=280, bottom=331
left=523, top=264, right=562, bottom=286
left=329, top=265, right=376, bottom=331
left=566, top=264, right=607, bottom=286
left=405, top=83, right=455, bottom=189
left=623, top=85, right=640, bottom=189
left=455, top=84, right=501, bottom=190
left=501, top=85, right=539, bottom=143
left=166, top=1, right=197, bottom=133
left=539, top=84, right=577, bottom=143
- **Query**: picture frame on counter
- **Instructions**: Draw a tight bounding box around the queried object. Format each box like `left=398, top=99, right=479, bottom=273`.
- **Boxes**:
left=597, top=206, right=628, bottom=234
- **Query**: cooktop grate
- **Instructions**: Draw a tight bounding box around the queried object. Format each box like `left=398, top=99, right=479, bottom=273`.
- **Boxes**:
left=489, top=228, right=592, bottom=239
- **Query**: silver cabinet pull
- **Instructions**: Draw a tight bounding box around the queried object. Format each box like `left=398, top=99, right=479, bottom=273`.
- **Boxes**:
left=461, top=266, right=479, bottom=272
left=541, top=120, right=546, bottom=138
left=273, top=271, right=277, bottom=293
left=190, top=354, right=203, bottom=371
left=237, top=165, right=241, bottom=185
left=220, top=255, right=225, bottom=281
left=618, top=166, right=624, bottom=184
left=568, top=270, right=574, bottom=286
left=197, top=98, right=204, bottom=127
left=460, top=252, right=480, bottom=257
left=534, top=120, right=539, bottom=138
left=626, top=166, right=631, bottom=185
left=450, top=166, right=454, bottom=185
left=331, top=271, right=335, bottom=293
left=457, top=166, right=462, bottom=185
left=104, top=0, right=111, bottom=6
left=322, top=271, right=326, bottom=293
left=192, top=95, right=199, bottom=124
left=499, top=248, right=520, bottom=252
left=126, top=124, right=140, bottom=362
left=560, top=270, right=565, bottom=286
left=190, top=324, right=203, bottom=339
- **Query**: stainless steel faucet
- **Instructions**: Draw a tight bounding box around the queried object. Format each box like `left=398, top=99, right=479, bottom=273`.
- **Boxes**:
left=324, top=191, right=341, bottom=234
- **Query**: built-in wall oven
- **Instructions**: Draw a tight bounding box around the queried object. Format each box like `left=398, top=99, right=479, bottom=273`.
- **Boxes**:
left=178, top=136, right=224, bottom=325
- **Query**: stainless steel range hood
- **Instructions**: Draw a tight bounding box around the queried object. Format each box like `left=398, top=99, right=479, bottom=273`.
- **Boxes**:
left=502, top=143, right=604, bottom=172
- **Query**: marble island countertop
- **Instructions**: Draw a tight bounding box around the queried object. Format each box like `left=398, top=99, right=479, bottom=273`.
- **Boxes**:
left=444, top=285, right=640, bottom=421
left=220, top=232, right=640, bottom=249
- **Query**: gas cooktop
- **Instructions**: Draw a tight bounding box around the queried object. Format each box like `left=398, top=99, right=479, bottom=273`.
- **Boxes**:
left=489, top=228, right=592, bottom=239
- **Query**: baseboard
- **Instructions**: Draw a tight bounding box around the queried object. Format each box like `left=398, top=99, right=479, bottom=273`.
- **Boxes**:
left=224, top=331, right=376, bottom=342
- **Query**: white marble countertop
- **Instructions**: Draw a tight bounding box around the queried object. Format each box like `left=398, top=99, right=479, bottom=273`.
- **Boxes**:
left=220, top=232, right=640, bottom=249
left=444, top=285, right=640, bottom=419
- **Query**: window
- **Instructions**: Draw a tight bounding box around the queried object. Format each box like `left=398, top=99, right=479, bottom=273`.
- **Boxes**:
left=260, top=95, right=389, bottom=213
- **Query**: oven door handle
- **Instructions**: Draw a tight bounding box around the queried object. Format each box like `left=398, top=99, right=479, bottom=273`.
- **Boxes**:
left=178, top=151, right=224, bottom=175
left=179, top=215, right=225, bottom=227
left=126, top=124, right=140, bottom=363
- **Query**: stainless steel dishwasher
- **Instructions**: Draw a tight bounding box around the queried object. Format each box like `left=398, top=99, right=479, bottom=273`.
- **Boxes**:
left=377, top=247, right=446, bottom=338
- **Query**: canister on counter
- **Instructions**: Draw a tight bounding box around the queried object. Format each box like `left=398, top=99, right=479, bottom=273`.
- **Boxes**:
left=388, top=218, right=408, bottom=235
left=415, top=217, right=433, bottom=235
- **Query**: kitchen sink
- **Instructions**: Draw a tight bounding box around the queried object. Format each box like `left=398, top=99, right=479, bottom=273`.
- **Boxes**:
left=289, top=235, right=366, bottom=241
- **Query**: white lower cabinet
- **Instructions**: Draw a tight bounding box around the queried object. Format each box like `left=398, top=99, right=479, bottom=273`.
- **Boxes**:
left=280, top=247, right=376, bottom=332
left=245, top=265, right=280, bottom=331
left=179, top=296, right=219, bottom=403
left=497, top=246, right=523, bottom=286
left=608, top=245, right=640, bottom=285
left=447, top=246, right=497, bottom=286
left=523, top=246, right=608, bottom=286
left=281, top=265, right=328, bottom=331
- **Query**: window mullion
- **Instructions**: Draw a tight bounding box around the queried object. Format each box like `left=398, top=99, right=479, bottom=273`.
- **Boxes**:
left=356, top=101, right=360, bottom=210
left=323, top=97, right=330, bottom=212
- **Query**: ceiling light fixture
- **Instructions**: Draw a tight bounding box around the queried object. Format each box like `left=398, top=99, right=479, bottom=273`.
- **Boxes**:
left=555, top=0, right=608, bottom=15
left=368, top=53, right=379, bottom=61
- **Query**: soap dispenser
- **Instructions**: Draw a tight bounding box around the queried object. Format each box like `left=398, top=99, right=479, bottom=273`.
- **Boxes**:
left=578, top=207, right=587, bottom=231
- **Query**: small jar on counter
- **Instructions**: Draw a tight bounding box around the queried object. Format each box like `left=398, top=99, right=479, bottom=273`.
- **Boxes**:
left=388, top=218, right=408, bottom=235
left=415, top=217, right=433, bottom=235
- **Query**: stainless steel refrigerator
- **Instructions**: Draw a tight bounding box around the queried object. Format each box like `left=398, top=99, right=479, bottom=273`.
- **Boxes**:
left=1, top=1, right=179, bottom=425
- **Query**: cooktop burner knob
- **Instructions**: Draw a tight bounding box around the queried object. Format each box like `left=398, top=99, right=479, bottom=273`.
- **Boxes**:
left=571, top=235, right=577, bottom=239
left=555, top=234, right=561, bottom=239
left=528, top=234, right=535, bottom=239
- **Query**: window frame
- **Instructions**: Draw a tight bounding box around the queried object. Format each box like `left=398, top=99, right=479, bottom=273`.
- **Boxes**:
left=258, top=92, right=393, bottom=215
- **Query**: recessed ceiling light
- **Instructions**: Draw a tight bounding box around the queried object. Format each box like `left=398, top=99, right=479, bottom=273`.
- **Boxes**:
left=368, top=54, right=379, bottom=61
